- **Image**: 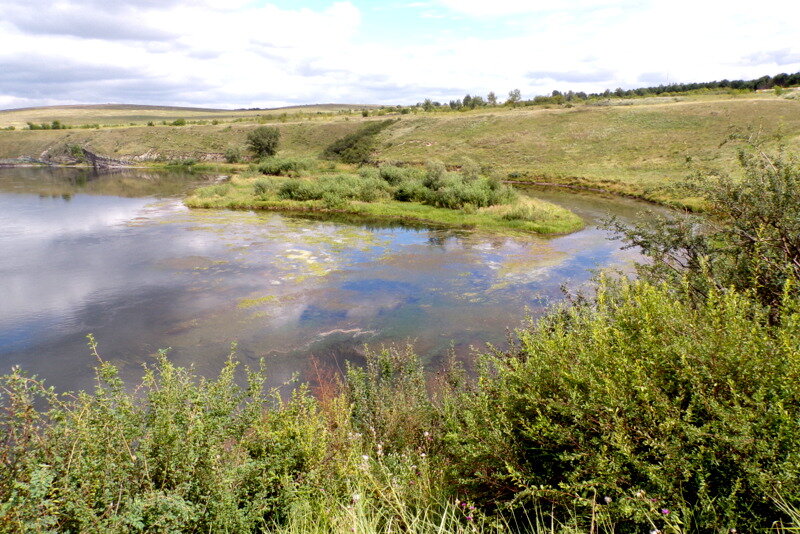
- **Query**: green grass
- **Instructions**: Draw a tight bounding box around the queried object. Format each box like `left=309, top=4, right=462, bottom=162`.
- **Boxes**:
left=2, top=92, right=800, bottom=208
left=184, top=163, right=584, bottom=235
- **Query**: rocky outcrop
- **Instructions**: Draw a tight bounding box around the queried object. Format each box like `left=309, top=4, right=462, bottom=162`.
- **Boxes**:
left=79, top=148, right=132, bottom=168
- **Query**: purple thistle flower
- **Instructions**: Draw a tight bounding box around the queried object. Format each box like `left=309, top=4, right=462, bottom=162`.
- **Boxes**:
left=661, top=508, right=670, bottom=515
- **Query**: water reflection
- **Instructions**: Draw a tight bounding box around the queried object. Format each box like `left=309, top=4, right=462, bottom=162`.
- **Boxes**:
left=0, top=168, right=649, bottom=392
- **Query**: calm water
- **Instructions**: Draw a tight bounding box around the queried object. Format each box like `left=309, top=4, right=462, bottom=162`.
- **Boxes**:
left=0, top=167, right=652, bottom=391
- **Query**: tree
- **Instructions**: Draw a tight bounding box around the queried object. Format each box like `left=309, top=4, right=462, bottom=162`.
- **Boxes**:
left=506, top=89, right=521, bottom=106
left=609, top=143, right=800, bottom=317
left=247, top=126, right=280, bottom=158
left=487, top=91, right=498, bottom=105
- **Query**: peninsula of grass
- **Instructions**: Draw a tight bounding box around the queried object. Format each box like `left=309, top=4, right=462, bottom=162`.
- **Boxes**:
left=184, top=158, right=584, bottom=234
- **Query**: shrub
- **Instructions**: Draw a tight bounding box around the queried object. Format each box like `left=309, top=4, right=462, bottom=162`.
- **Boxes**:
left=277, top=179, right=322, bottom=201
left=378, top=164, right=417, bottom=185
left=609, top=146, right=800, bottom=316
left=0, top=349, right=328, bottom=531
left=247, top=126, right=281, bottom=158
left=422, top=160, right=447, bottom=190
left=224, top=147, right=242, bottom=163
left=171, top=118, right=186, bottom=126
left=257, top=157, right=311, bottom=176
left=322, top=119, right=397, bottom=164
left=442, top=277, right=800, bottom=532
left=461, top=158, right=481, bottom=181
left=67, top=145, right=85, bottom=162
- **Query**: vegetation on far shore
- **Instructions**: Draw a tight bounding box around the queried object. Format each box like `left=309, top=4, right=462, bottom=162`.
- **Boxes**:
left=3, top=147, right=800, bottom=532
left=184, top=157, right=584, bottom=235
left=2, top=70, right=800, bottom=209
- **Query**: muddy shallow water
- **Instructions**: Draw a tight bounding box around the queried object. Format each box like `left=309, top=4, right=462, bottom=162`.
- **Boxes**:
left=0, top=167, right=656, bottom=392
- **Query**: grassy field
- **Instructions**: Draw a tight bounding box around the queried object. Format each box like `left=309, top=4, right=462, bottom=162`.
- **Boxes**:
left=1, top=91, right=799, bottom=206
left=0, top=103, right=376, bottom=128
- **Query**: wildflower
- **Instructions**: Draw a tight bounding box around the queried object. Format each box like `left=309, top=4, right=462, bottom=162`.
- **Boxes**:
left=604, top=496, right=612, bottom=504
left=352, top=493, right=361, bottom=502
left=420, top=452, right=426, bottom=458
left=661, top=508, right=670, bottom=515
left=423, top=431, right=430, bottom=437
left=634, top=490, right=644, bottom=498
left=650, top=530, right=661, bottom=534
left=730, top=530, right=737, bottom=534
left=466, top=515, right=473, bottom=521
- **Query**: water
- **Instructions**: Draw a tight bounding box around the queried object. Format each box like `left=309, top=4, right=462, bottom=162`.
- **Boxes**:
left=0, top=167, right=655, bottom=392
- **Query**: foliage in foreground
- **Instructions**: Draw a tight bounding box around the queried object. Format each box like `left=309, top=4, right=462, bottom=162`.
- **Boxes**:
left=2, top=277, right=800, bottom=532
left=609, top=145, right=800, bottom=315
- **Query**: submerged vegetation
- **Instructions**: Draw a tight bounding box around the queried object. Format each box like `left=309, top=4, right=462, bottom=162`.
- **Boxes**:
left=185, top=158, right=584, bottom=234
left=2, top=148, right=800, bottom=532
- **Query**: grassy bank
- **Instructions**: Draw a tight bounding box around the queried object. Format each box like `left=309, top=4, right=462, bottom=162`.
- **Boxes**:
left=184, top=160, right=584, bottom=235
left=2, top=92, right=799, bottom=207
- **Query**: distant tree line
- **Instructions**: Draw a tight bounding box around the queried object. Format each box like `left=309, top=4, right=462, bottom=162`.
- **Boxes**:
left=414, top=70, right=800, bottom=111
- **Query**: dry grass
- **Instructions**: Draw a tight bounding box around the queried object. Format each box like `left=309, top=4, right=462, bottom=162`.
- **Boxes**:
left=0, top=103, right=375, bottom=128
left=1, top=93, right=799, bottom=206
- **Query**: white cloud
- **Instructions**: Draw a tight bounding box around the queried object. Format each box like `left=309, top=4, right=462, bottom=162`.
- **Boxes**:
left=0, top=0, right=798, bottom=108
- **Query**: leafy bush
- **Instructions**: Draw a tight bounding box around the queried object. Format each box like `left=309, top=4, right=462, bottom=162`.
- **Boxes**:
left=257, top=157, right=311, bottom=176
left=277, top=174, right=391, bottom=204
left=247, top=126, right=281, bottom=158
left=609, top=146, right=800, bottom=316
left=0, top=348, right=327, bottom=532
left=441, top=277, right=800, bottom=532
left=422, top=160, right=447, bottom=190
left=322, top=119, right=397, bottom=164
left=224, top=147, right=242, bottom=163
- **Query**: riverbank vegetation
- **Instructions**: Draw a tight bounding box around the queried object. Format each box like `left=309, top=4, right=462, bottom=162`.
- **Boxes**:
left=3, top=147, right=800, bottom=532
left=2, top=78, right=799, bottom=208
left=184, top=158, right=584, bottom=235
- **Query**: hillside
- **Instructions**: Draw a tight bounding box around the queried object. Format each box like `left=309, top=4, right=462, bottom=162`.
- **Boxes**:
left=0, top=103, right=374, bottom=128
left=1, top=92, right=799, bottom=205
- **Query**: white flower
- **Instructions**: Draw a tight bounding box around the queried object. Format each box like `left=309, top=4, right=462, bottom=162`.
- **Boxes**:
left=352, top=493, right=361, bottom=502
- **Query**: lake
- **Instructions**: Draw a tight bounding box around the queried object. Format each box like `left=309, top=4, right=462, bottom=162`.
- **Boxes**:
left=0, top=167, right=650, bottom=392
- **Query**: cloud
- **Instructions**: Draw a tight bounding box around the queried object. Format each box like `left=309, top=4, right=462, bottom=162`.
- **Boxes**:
left=0, top=0, right=176, bottom=41
left=436, top=0, right=631, bottom=16
left=742, top=49, right=800, bottom=67
left=528, top=70, right=615, bottom=84
left=0, top=0, right=798, bottom=108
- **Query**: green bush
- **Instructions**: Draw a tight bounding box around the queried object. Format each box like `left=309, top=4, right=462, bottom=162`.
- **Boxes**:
left=322, top=119, right=397, bottom=164
left=0, top=347, right=327, bottom=532
left=422, top=160, right=447, bottom=190
left=277, top=174, right=391, bottom=204
left=440, top=277, right=800, bottom=532
left=247, top=126, right=281, bottom=158
left=257, top=157, right=311, bottom=176
left=224, top=147, right=242, bottom=164
left=610, top=146, right=800, bottom=316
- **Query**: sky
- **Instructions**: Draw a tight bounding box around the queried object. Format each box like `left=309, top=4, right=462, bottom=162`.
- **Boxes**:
left=1, top=0, right=799, bottom=110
